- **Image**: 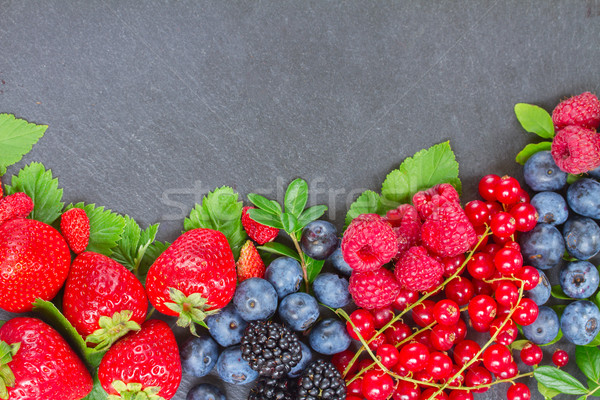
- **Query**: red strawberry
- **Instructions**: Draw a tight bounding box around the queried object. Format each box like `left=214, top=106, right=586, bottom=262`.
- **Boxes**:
left=62, top=252, right=148, bottom=350
left=0, top=317, right=93, bottom=400
left=145, top=228, right=237, bottom=335
left=0, top=192, right=34, bottom=227
left=98, top=319, right=182, bottom=400
left=236, top=240, right=265, bottom=282
left=0, top=218, right=71, bottom=312
left=242, top=206, right=279, bottom=244
left=552, top=91, right=600, bottom=130
left=60, top=207, right=90, bottom=254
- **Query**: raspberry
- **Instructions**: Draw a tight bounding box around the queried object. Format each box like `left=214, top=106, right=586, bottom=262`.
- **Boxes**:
left=242, top=206, right=280, bottom=245
left=421, top=201, right=477, bottom=257
left=551, top=125, right=600, bottom=174
left=236, top=240, right=265, bottom=282
left=552, top=92, right=600, bottom=130
left=348, top=268, right=401, bottom=309
left=384, top=204, right=421, bottom=257
left=395, top=246, right=443, bottom=292
left=412, top=183, right=460, bottom=220
left=60, top=207, right=90, bottom=254
left=341, top=214, right=397, bottom=272
left=0, top=192, right=34, bottom=227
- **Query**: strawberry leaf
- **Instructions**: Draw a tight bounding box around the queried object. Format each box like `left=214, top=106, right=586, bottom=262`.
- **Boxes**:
left=66, top=203, right=126, bottom=257
left=345, top=190, right=382, bottom=228
left=184, top=186, right=247, bottom=259
left=514, top=103, right=555, bottom=139
left=576, top=346, right=600, bottom=383
left=515, top=141, right=553, bottom=165
left=0, top=114, right=47, bottom=175
left=82, top=373, right=109, bottom=400
left=257, top=242, right=301, bottom=262
left=284, top=178, right=308, bottom=218
left=111, top=215, right=159, bottom=275
left=305, top=256, right=325, bottom=283
left=5, top=162, right=63, bottom=225
left=534, top=366, right=588, bottom=395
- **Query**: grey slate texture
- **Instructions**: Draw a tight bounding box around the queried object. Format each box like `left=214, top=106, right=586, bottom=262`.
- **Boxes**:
left=1, top=1, right=600, bottom=399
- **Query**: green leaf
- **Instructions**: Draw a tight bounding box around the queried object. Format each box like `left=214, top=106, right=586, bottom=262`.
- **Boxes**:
left=0, top=114, right=47, bottom=175
left=297, top=205, right=328, bottom=229
left=280, top=213, right=299, bottom=234
left=257, top=242, right=301, bottom=262
left=551, top=285, right=572, bottom=300
left=534, top=366, right=588, bottom=395
left=247, top=208, right=284, bottom=230
left=345, top=191, right=382, bottom=228
left=516, top=141, right=553, bottom=165
left=583, top=330, right=600, bottom=347
left=509, top=339, right=530, bottom=351
left=5, top=163, right=63, bottom=225
left=568, top=174, right=583, bottom=185
left=576, top=345, right=600, bottom=382
left=67, top=203, right=126, bottom=257
left=537, top=380, right=562, bottom=400
left=82, top=372, right=109, bottom=400
left=514, top=103, right=555, bottom=139
left=284, top=179, right=308, bottom=218
left=183, top=186, right=247, bottom=259
left=305, top=256, right=325, bottom=283
left=247, top=193, right=282, bottom=215
left=111, top=216, right=159, bottom=274
left=138, top=240, right=169, bottom=284
left=540, top=329, right=563, bottom=347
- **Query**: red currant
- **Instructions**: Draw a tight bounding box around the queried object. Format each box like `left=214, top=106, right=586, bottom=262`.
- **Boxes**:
left=392, top=360, right=410, bottom=377
left=399, top=342, right=430, bottom=372
left=496, top=360, right=518, bottom=379
left=412, top=300, right=436, bottom=328
left=448, top=390, right=473, bottom=400
left=486, top=200, right=503, bottom=217
left=510, top=202, right=538, bottom=232
left=453, top=339, right=481, bottom=366
left=503, top=240, right=521, bottom=252
left=453, top=318, right=468, bottom=343
left=495, top=176, right=521, bottom=205
left=393, top=288, right=419, bottom=311
left=483, top=243, right=502, bottom=257
left=465, top=366, right=492, bottom=393
left=347, top=397, right=364, bottom=400
left=414, top=330, right=434, bottom=352
left=419, top=388, right=448, bottom=400
left=471, top=318, right=492, bottom=332
left=479, top=174, right=501, bottom=201
left=445, top=277, right=474, bottom=306
left=465, top=200, right=490, bottom=226
left=513, top=298, right=539, bottom=326
left=371, top=306, right=395, bottom=330
left=346, top=376, right=363, bottom=396
left=552, top=349, right=569, bottom=367
left=468, top=295, right=497, bottom=325
left=368, top=332, right=387, bottom=351
left=492, top=232, right=514, bottom=245
left=347, top=309, right=375, bottom=340
left=472, top=279, right=493, bottom=296
left=494, top=281, right=519, bottom=307
left=331, top=349, right=358, bottom=375
left=426, top=351, right=453, bottom=380
left=413, top=369, right=435, bottom=384
left=441, top=254, right=467, bottom=278
left=358, top=358, right=374, bottom=372
left=362, top=369, right=394, bottom=400
left=516, top=266, right=539, bottom=290
left=490, top=212, right=517, bottom=237
left=467, top=252, right=495, bottom=280
left=473, top=224, right=490, bottom=251
left=393, top=380, right=420, bottom=400
left=376, top=343, right=400, bottom=368
left=482, top=343, right=513, bottom=374
left=494, top=247, right=523, bottom=276
left=516, top=188, right=530, bottom=203
left=489, top=317, right=518, bottom=346
left=444, top=365, right=465, bottom=387
left=520, top=342, right=543, bottom=366
left=433, top=299, right=461, bottom=326
left=507, top=382, right=531, bottom=400
left=384, top=321, right=412, bottom=346
left=430, top=324, right=456, bottom=351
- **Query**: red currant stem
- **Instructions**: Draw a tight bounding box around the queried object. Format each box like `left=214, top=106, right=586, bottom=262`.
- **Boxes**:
left=290, top=234, right=310, bottom=291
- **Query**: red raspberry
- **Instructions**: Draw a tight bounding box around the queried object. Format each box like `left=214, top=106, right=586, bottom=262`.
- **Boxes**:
left=384, top=204, right=421, bottom=257
left=241, top=206, right=279, bottom=245
left=412, top=183, right=460, bottom=220
left=421, top=201, right=477, bottom=257
left=552, top=91, right=600, bottom=130
left=0, top=192, right=34, bottom=227
left=342, top=214, right=397, bottom=272
left=395, top=246, right=443, bottom=292
left=551, top=125, right=600, bottom=174
left=348, top=268, right=401, bottom=309
left=60, top=207, right=90, bottom=254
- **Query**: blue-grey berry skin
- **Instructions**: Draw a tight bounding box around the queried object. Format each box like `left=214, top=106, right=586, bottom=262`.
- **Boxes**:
left=560, top=300, right=600, bottom=345
left=522, top=306, right=560, bottom=345
left=589, top=165, right=600, bottom=179
left=288, top=341, right=313, bottom=378
left=216, top=346, right=259, bottom=385
left=205, top=303, right=248, bottom=347
left=308, top=318, right=351, bottom=355
left=567, top=178, right=600, bottom=219
left=328, top=241, right=353, bottom=276
left=278, top=292, right=320, bottom=331
left=531, top=191, right=568, bottom=226
left=233, top=278, right=278, bottom=321
left=562, top=216, right=600, bottom=260
left=300, top=220, right=339, bottom=260
left=559, top=261, right=600, bottom=299
left=265, top=257, right=304, bottom=299
left=524, top=269, right=551, bottom=306
left=523, top=151, right=568, bottom=192
left=180, top=335, right=219, bottom=378
left=187, top=383, right=226, bottom=400
left=519, top=223, right=565, bottom=270
left=312, top=273, right=351, bottom=308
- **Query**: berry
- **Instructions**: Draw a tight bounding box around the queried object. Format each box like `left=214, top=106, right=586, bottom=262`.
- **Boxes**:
left=249, top=377, right=294, bottom=400
left=468, top=295, right=497, bottom=325
left=494, top=281, right=519, bottom=307
left=421, top=201, right=477, bottom=257
left=552, top=349, right=569, bottom=367
left=288, top=341, right=313, bottom=378
left=519, top=223, right=565, bottom=270
left=279, top=292, right=320, bottom=331
left=300, top=220, right=338, bottom=260
left=265, top=257, right=303, bottom=299
left=454, top=318, right=468, bottom=342
left=414, top=330, right=434, bottom=352
left=453, top=339, right=481, bottom=366
left=426, top=352, right=453, bottom=380
left=384, top=321, right=412, bottom=346
left=236, top=240, right=265, bottom=282
left=331, top=349, right=358, bottom=376
left=445, top=277, right=474, bottom=306
left=567, top=178, right=600, bottom=219
left=523, top=151, right=567, bottom=191
left=472, top=279, right=493, bottom=296
left=309, top=318, right=351, bottom=355
left=328, top=240, right=353, bottom=276
left=346, top=309, right=375, bottom=340
left=560, top=300, right=600, bottom=345
left=204, top=303, right=248, bottom=347
left=430, top=324, right=456, bottom=351
left=420, top=388, right=449, bottom=400
left=465, top=200, right=490, bottom=226
left=563, top=216, right=600, bottom=260
left=490, top=212, right=516, bottom=237
left=0, top=192, right=34, bottom=226
left=371, top=305, right=395, bottom=329
left=465, top=366, right=492, bottom=393
left=376, top=344, right=400, bottom=368
left=412, top=299, right=436, bottom=327
left=412, top=183, right=460, bottom=220
left=467, top=252, right=495, bottom=280
left=399, top=342, right=430, bottom=372
left=507, top=382, right=531, bottom=400
left=517, top=265, right=540, bottom=291
left=520, top=342, right=543, bottom=366
left=393, top=380, right=421, bottom=400
left=441, top=254, right=466, bottom=277
left=395, top=246, right=443, bottom=292
left=385, top=204, right=421, bottom=256
left=496, top=361, right=518, bottom=380
left=448, top=391, right=473, bottom=400
left=489, top=317, right=518, bottom=346
left=560, top=260, right=600, bottom=299
left=216, top=345, right=258, bottom=384
left=187, top=383, right=226, bottom=400
left=479, top=174, right=501, bottom=201
left=524, top=268, right=551, bottom=305
left=362, top=369, right=394, bottom=400
left=297, top=360, right=346, bottom=400
left=393, top=287, right=419, bottom=311
left=233, top=277, right=278, bottom=321
left=349, top=268, right=401, bottom=309
left=180, top=335, right=219, bottom=378
left=60, top=207, right=90, bottom=254
left=433, top=299, right=460, bottom=326
left=530, top=191, right=568, bottom=226
left=513, top=298, right=539, bottom=326
left=312, top=273, right=351, bottom=308
left=341, top=213, right=397, bottom=272
left=522, top=306, right=560, bottom=345
left=552, top=91, right=600, bottom=130
left=482, top=343, right=512, bottom=374
left=242, top=206, right=279, bottom=244
left=552, top=125, right=600, bottom=174
left=495, top=176, right=521, bottom=205
left=510, top=202, right=538, bottom=232
left=493, top=247, right=523, bottom=276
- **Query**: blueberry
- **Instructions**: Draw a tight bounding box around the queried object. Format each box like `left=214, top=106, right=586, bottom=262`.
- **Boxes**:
left=180, top=335, right=219, bottom=378
left=531, top=191, right=568, bottom=225
left=265, top=257, right=304, bottom=299
left=523, top=151, right=568, bottom=192
left=563, top=216, right=600, bottom=260
left=278, top=292, right=320, bottom=331
left=560, top=300, right=600, bottom=345
left=300, top=220, right=338, bottom=260
left=559, top=261, right=600, bottom=299
left=205, top=303, right=248, bottom=347
left=524, top=269, right=551, bottom=306
left=522, top=306, right=560, bottom=345
left=567, top=178, right=600, bottom=219
left=233, top=278, right=278, bottom=321
left=312, top=273, right=351, bottom=308
left=308, top=318, right=351, bottom=355
left=186, top=383, right=226, bottom=400
left=589, top=165, right=600, bottom=180
left=519, top=223, right=565, bottom=269
left=288, top=341, right=313, bottom=378
left=216, top=345, right=259, bottom=385
left=327, top=240, right=353, bottom=276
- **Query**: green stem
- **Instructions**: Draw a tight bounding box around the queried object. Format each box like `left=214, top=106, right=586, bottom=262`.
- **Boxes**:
left=290, top=234, right=309, bottom=291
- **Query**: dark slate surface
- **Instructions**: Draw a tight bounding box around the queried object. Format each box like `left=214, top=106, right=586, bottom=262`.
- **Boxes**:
left=1, top=1, right=600, bottom=399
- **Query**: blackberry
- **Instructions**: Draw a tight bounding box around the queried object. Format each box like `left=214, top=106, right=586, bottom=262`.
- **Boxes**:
left=297, top=359, right=347, bottom=400
left=248, top=377, right=294, bottom=400
left=240, top=320, right=302, bottom=378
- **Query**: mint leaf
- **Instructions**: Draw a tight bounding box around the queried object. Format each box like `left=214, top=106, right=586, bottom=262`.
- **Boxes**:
left=0, top=114, right=47, bottom=175
left=306, top=256, right=325, bottom=283
left=111, top=215, right=159, bottom=273
left=514, top=103, right=555, bottom=139
left=534, top=366, right=588, bottom=395
left=516, top=141, right=553, bottom=165
left=551, top=285, right=572, bottom=300
left=258, top=242, right=301, bottom=262
left=280, top=212, right=299, bottom=234
left=297, top=205, right=328, bottom=228
left=247, top=193, right=282, bottom=215
left=537, top=380, right=562, bottom=400
left=284, top=178, right=308, bottom=218
left=183, top=186, right=247, bottom=259
left=67, top=203, right=126, bottom=256
left=345, top=191, right=382, bottom=228
left=576, top=346, right=600, bottom=383
left=5, top=163, right=63, bottom=225
left=247, top=208, right=285, bottom=230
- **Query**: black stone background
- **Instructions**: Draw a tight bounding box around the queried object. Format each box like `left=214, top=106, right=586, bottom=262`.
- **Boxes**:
left=1, top=1, right=600, bottom=399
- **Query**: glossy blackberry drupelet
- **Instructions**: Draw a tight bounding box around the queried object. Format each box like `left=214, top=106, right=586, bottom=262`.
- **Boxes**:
left=248, top=377, right=295, bottom=400
left=240, top=320, right=302, bottom=379
left=297, top=359, right=347, bottom=400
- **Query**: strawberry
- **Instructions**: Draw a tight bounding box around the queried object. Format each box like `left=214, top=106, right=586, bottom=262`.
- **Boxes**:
left=0, top=218, right=71, bottom=312
left=236, top=240, right=265, bottom=282
left=60, top=207, right=90, bottom=254
left=62, top=252, right=148, bottom=350
left=0, top=317, right=93, bottom=400
left=0, top=192, right=34, bottom=227
left=145, top=228, right=237, bottom=335
left=242, top=206, right=279, bottom=244
left=98, top=319, right=182, bottom=400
